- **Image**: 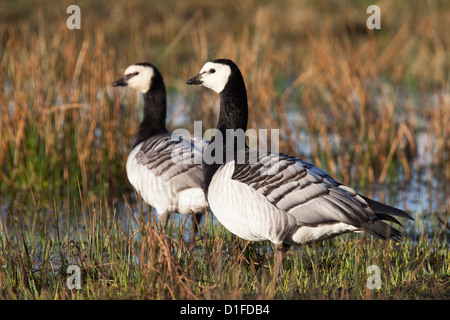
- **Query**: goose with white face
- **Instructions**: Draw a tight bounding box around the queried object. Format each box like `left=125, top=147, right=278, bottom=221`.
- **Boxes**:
left=186, top=58, right=414, bottom=278
left=186, top=61, right=231, bottom=93
left=112, top=62, right=209, bottom=242
left=113, top=64, right=154, bottom=93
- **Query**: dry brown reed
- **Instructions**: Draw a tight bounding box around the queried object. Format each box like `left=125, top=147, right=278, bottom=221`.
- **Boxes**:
left=1, top=1, right=449, bottom=201
left=0, top=0, right=449, bottom=300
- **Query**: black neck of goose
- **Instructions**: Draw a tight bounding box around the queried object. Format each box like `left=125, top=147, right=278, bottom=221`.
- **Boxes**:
left=216, top=82, right=248, bottom=134
left=133, top=82, right=167, bottom=148
left=203, top=72, right=249, bottom=192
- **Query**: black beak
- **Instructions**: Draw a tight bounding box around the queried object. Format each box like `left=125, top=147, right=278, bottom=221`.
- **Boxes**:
left=112, top=76, right=127, bottom=87
left=186, top=74, right=203, bottom=85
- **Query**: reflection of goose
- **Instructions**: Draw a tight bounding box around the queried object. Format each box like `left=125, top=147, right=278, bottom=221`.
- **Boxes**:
left=113, top=63, right=208, bottom=239
left=187, top=59, right=413, bottom=275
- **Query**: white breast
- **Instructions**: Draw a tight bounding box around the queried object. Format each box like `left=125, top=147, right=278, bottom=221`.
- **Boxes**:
left=126, top=144, right=172, bottom=217
left=126, top=142, right=207, bottom=219
left=207, top=161, right=296, bottom=244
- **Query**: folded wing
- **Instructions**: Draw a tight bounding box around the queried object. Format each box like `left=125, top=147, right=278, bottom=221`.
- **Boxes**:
left=232, top=149, right=413, bottom=241
left=135, top=133, right=207, bottom=192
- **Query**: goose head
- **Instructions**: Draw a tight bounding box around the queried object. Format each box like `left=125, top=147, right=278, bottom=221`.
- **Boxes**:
left=186, top=59, right=237, bottom=94
left=113, top=63, right=158, bottom=93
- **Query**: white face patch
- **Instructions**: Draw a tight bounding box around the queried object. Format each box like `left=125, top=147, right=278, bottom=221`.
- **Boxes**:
left=123, top=65, right=154, bottom=93
left=198, top=62, right=231, bottom=93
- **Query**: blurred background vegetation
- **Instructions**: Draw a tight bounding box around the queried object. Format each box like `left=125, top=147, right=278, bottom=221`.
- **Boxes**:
left=0, top=0, right=449, bottom=300
left=1, top=0, right=449, bottom=231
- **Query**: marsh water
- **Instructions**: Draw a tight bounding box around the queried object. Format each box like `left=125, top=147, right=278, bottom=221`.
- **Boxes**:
left=0, top=88, right=449, bottom=242
left=0, top=122, right=447, bottom=240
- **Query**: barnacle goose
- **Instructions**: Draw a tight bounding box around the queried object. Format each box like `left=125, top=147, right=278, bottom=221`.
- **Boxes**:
left=113, top=63, right=208, bottom=240
left=186, top=59, right=414, bottom=275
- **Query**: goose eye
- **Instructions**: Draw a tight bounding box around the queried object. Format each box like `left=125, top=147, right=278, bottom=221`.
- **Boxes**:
left=209, top=68, right=216, bottom=73
left=125, top=72, right=139, bottom=79
left=128, top=72, right=138, bottom=76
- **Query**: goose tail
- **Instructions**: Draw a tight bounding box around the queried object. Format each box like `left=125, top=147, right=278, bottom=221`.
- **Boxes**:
left=361, top=195, right=414, bottom=242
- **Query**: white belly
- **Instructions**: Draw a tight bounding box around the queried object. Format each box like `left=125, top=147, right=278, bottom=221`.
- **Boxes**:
left=208, top=162, right=296, bottom=244
left=285, top=222, right=359, bottom=245
left=126, top=145, right=206, bottom=218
